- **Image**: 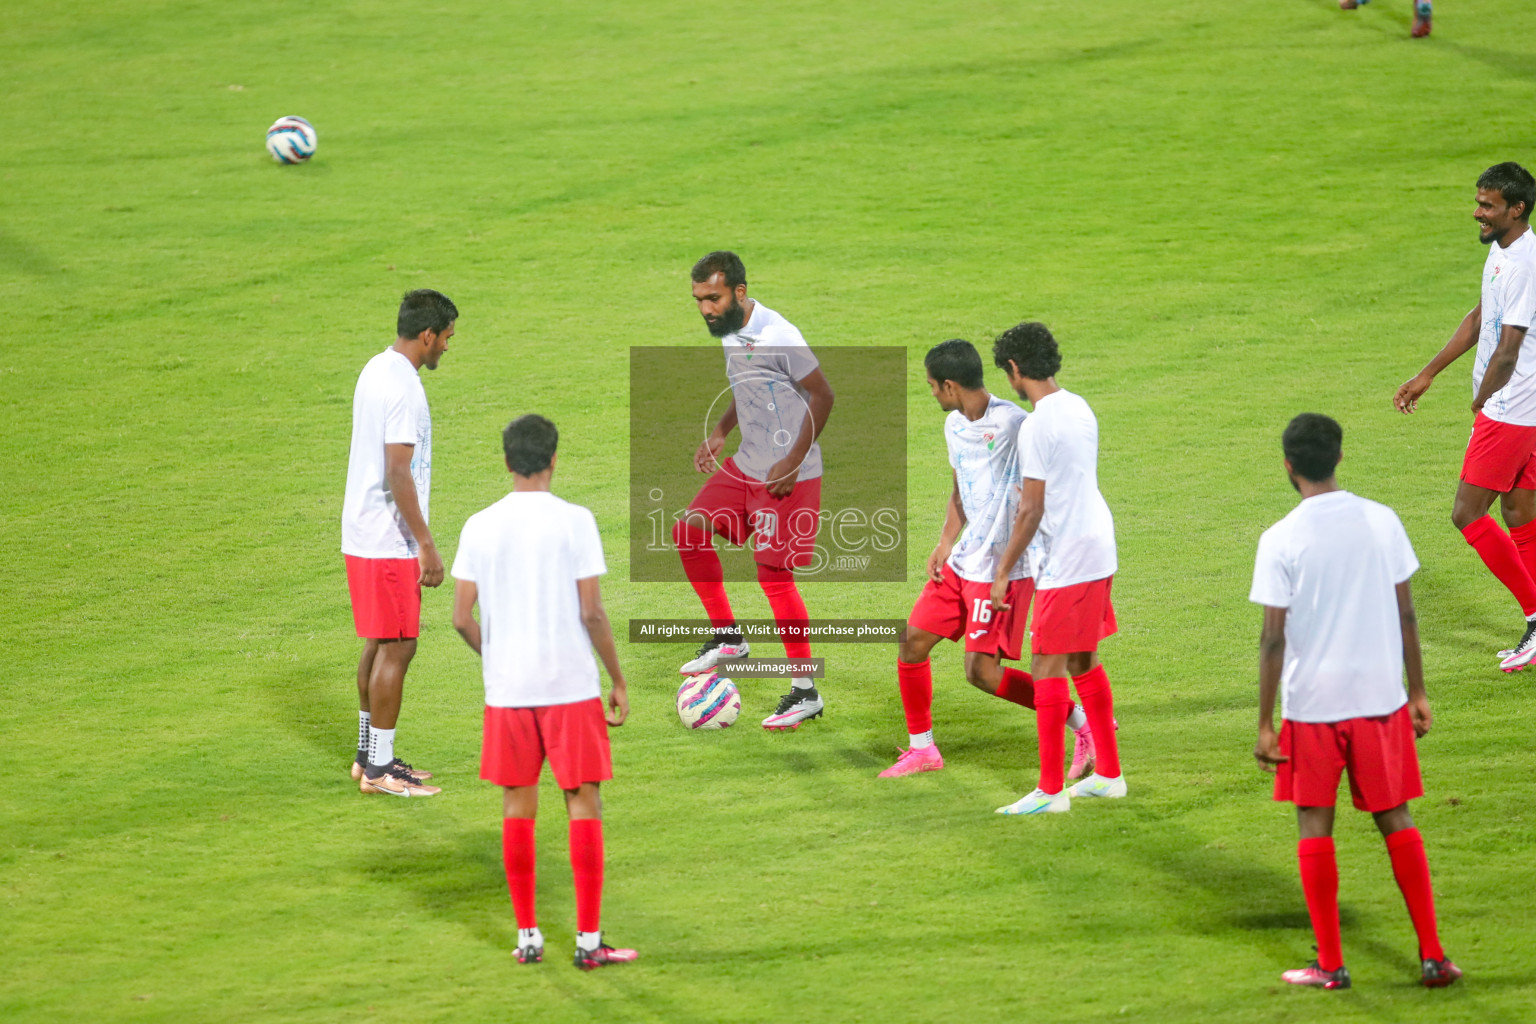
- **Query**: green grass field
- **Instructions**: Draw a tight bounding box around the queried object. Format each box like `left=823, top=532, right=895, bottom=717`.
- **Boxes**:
left=5, top=1, right=1536, bottom=1021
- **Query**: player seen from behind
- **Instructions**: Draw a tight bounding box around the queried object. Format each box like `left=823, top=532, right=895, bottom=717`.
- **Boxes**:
left=451, top=415, right=636, bottom=970
left=990, top=322, right=1125, bottom=815
left=1394, top=162, right=1536, bottom=672
left=882, top=339, right=1096, bottom=779
left=674, top=251, right=836, bottom=730
left=342, top=289, right=456, bottom=797
left=1251, top=414, right=1458, bottom=990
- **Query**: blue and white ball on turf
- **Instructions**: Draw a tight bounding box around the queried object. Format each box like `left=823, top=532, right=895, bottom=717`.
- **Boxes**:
left=676, top=672, right=741, bottom=729
left=265, top=116, right=317, bottom=164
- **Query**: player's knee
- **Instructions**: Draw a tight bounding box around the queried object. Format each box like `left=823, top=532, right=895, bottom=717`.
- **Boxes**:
left=673, top=515, right=710, bottom=549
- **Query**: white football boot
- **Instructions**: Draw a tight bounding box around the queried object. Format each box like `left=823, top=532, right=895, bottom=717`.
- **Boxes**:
left=680, top=629, right=750, bottom=675
left=1068, top=773, right=1128, bottom=799
left=995, top=788, right=1070, bottom=815
left=761, top=684, right=823, bottom=730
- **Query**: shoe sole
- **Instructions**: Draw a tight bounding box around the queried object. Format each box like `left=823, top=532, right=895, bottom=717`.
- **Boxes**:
left=763, top=709, right=823, bottom=731
left=1067, top=756, right=1096, bottom=781
left=879, top=762, right=944, bottom=778
left=359, top=778, right=439, bottom=797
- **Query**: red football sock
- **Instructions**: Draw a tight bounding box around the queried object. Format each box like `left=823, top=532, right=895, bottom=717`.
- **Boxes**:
left=758, top=564, right=812, bottom=660
left=1511, top=521, right=1536, bottom=598
left=502, top=817, right=537, bottom=929
left=994, top=667, right=1036, bottom=709
left=569, top=818, right=604, bottom=935
left=1033, top=677, right=1072, bottom=794
left=1385, top=827, right=1445, bottom=961
left=673, top=519, right=736, bottom=628
left=896, top=658, right=934, bottom=735
left=1072, top=665, right=1120, bottom=778
left=1298, top=836, right=1343, bottom=972
left=1462, top=515, right=1536, bottom=615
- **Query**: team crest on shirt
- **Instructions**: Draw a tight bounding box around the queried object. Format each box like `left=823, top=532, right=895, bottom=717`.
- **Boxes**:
left=742, top=337, right=757, bottom=360
left=982, top=431, right=995, bottom=450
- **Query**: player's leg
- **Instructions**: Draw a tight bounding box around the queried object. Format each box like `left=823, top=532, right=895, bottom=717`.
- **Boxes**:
left=352, top=639, right=377, bottom=780
left=675, top=464, right=752, bottom=674
left=1412, top=0, right=1431, bottom=37
left=1067, top=650, right=1126, bottom=798
left=996, top=650, right=1073, bottom=815
left=1372, top=804, right=1459, bottom=985
left=1347, top=706, right=1458, bottom=985
left=880, top=625, right=945, bottom=777
left=547, top=699, right=633, bottom=969
left=1276, top=719, right=1350, bottom=988
left=1286, top=804, right=1351, bottom=987
left=756, top=486, right=825, bottom=731
left=359, top=638, right=440, bottom=795
left=502, top=785, right=542, bottom=963
left=484, top=706, right=547, bottom=960
left=1500, top=477, right=1536, bottom=660
left=1455, top=426, right=1536, bottom=662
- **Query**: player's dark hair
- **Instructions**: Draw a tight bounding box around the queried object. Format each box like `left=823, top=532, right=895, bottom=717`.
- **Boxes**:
left=925, top=339, right=985, bottom=390
left=1282, top=413, right=1342, bottom=483
left=397, top=289, right=458, bottom=339
left=1478, top=162, right=1536, bottom=220
left=992, top=321, right=1061, bottom=381
left=503, top=414, right=559, bottom=476
left=691, top=251, right=747, bottom=289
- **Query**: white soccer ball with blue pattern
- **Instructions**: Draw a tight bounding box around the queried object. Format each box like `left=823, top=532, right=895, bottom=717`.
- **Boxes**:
left=265, top=116, right=317, bottom=164
left=676, top=671, right=741, bottom=729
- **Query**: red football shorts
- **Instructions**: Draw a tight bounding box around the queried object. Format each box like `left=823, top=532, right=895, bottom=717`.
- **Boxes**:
left=1461, top=411, right=1536, bottom=493
left=1031, top=576, right=1117, bottom=655
left=908, top=563, right=1033, bottom=661
left=345, top=555, right=421, bottom=640
left=687, top=456, right=823, bottom=570
left=481, top=698, right=613, bottom=790
left=1272, top=705, right=1423, bottom=812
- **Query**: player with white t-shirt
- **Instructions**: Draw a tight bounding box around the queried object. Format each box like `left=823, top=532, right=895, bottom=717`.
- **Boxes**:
left=881, top=340, right=1095, bottom=779
left=1251, top=414, right=1459, bottom=990
left=988, top=322, right=1126, bottom=816
left=342, top=289, right=456, bottom=798
left=673, top=251, right=837, bottom=730
left=1395, top=162, right=1536, bottom=672
left=451, top=414, right=636, bottom=971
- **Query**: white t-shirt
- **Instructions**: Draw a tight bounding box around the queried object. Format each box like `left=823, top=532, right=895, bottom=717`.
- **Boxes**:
left=1474, top=228, right=1536, bottom=425
left=720, top=300, right=823, bottom=483
left=945, top=395, right=1032, bottom=583
left=342, top=348, right=432, bottom=558
left=1016, top=389, right=1116, bottom=589
left=450, top=491, right=609, bottom=708
left=1249, top=490, right=1418, bottom=723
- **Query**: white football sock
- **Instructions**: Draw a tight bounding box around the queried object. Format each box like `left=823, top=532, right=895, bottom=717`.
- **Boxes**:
left=909, top=730, right=935, bottom=749
left=576, top=930, right=601, bottom=952
left=368, top=727, right=395, bottom=768
left=357, top=711, right=371, bottom=754
left=791, top=676, right=815, bottom=691
left=518, top=927, right=543, bottom=948
left=1066, top=707, right=1087, bottom=731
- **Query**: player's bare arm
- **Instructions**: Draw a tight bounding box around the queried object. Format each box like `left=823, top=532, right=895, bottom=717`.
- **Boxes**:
left=452, top=579, right=482, bottom=655
left=384, top=442, right=442, bottom=586
left=1395, top=305, right=1481, bottom=414
left=765, top=367, right=835, bottom=497
left=578, top=575, right=630, bottom=726
left=1396, top=581, right=1432, bottom=738
left=1471, top=323, right=1530, bottom=414
left=928, top=470, right=966, bottom=583
left=695, top=398, right=737, bottom=473
left=1254, top=605, right=1289, bottom=772
left=990, top=477, right=1044, bottom=612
